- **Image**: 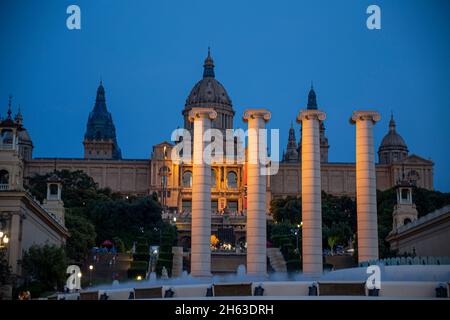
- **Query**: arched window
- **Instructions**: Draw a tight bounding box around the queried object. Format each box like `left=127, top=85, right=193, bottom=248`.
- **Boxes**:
left=1, top=129, right=13, bottom=145
left=227, top=171, right=238, bottom=189
left=0, top=169, right=9, bottom=185
left=407, top=170, right=420, bottom=186
left=404, top=218, right=412, bottom=225
left=211, top=169, right=217, bottom=188
left=182, top=171, right=192, bottom=188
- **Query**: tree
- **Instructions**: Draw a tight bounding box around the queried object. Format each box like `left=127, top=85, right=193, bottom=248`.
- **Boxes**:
left=64, top=209, right=96, bottom=263
left=21, top=244, right=67, bottom=297
left=88, top=196, right=163, bottom=248
left=327, top=236, right=337, bottom=255
left=269, top=196, right=301, bottom=224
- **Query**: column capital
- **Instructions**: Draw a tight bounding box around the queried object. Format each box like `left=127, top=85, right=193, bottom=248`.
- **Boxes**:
left=188, top=107, right=217, bottom=122
left=296, top=109, right=326, bottom=123
left=349, top=110, right=381, bottom=125
left=243, top=109, right=271, bottom=122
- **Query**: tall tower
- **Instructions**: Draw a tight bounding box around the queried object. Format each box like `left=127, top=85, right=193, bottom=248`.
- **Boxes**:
left=392, top=168, right=418, bottom=231
left=0, top=96, right=24, bottom=191
left=298, top=85, right=329, bottom=162
left=284, top=122, right=298, bottom=162
left=83, top=81, right=122, bottom=160
left=42, top=172, right=65, bottom=225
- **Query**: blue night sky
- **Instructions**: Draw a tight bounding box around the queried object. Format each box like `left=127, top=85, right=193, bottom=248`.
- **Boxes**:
left=0, top=0, right=449, bottom=191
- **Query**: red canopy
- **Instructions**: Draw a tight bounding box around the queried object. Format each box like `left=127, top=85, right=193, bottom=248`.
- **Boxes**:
left=102, top=240, right=113, bottom=247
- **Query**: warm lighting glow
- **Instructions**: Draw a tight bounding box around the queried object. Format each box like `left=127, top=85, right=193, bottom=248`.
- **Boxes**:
left=77, top=272, right=82, bottom=278
left=3, top=236, right=8, bottom=244
left=173, top=217, right=177, bottom=223
left=0, top=231, right=3, bottom=238
left=136, top=275, right=142, bottom=281
left=89, top=265, right=94, bottom=271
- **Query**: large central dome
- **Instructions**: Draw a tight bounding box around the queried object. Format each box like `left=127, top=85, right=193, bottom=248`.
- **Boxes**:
left=183, top=49, right=234, bottom=132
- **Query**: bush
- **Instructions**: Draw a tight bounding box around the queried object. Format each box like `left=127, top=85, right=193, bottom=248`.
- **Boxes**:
left=113, top=237, right=125, bottom=253
left=133, top=253, right=150, bottom=262
left=130, top=261, right=148, bottom=270
left=135, top=244, right=149, bottom=254
left=286, top=259, right=301, bottom=272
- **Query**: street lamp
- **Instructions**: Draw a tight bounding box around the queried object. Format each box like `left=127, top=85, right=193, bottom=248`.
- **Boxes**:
left=88, top=265, right=94, bottom=286
left=0, top=231, right=9, bottom=248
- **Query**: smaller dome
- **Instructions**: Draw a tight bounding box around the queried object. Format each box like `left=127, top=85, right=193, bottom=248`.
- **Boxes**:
left=379, top=115, right=408, bottom=151
left=184, top=48, right=233, bottom=111
left=18, top=129, right=32, bottom=143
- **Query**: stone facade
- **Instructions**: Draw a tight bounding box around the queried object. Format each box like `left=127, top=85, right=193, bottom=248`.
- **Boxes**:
left=2, top=51, right=436, bottom=255
left=387, top=205, right=450, bottom=257
left=0, top=105, right=69, bottom=279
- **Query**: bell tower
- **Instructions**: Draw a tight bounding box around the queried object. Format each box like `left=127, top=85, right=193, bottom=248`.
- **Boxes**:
left=0, top=96, right=24, bottom=191
left=392, top=168, right=418, bottom=230
left=42, top=172, right=65, bottom=225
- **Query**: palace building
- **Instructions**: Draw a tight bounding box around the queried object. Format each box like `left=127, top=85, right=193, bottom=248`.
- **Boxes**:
left=2, top=51, right=434, bottom=234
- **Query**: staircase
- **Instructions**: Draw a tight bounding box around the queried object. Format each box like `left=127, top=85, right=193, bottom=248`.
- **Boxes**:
left=267, top=248, right=287, bottom=273
left=84, top=253, right=132, bottom=284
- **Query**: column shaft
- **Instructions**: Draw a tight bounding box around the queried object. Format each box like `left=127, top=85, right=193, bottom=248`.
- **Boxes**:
left=243, top=109, right=271, bottom=277
left=189, top=108, right=216, bottom=277
left=351, top=111, right=380, bottom=263
left=298, top=111, right=325, bottom=276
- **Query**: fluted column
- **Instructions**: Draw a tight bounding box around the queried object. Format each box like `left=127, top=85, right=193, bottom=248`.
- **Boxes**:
left=243, top=109, right=271, bottom=277
left=350, top=111, right=380, bottom=263
left=297, top=109, right=326, bottom=276
left=188, top=107, right=217, bottom=277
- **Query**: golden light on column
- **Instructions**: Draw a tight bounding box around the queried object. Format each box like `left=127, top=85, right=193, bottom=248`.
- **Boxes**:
left=297, top=109, right=326, bottom=276
left=350, top=110, right=381, bottom=263
left=188, top=107, right=217, bottom=277
left=243, top=109, right=271, bottom=277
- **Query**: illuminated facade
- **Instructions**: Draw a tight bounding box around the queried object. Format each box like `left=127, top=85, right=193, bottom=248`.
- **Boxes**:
left=2, top=51, right=433, bottom=249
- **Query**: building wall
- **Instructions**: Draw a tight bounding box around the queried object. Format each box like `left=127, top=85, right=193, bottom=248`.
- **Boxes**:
left=388, top=210, right=450, bottom=257
left=0, top=193, right=68, bottom=275
left=25, top=158, right=151, bottom=196
left=24, top=155, right=434, bottom=209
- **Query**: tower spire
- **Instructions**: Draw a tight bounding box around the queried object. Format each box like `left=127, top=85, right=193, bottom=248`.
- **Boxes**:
left=203, top=47, right=215, bottom=78
left=7, top=94, right=12, bottom=119
left=389, top=112, right=396, bottom=132
left=307, top=84, right=318, bottom=110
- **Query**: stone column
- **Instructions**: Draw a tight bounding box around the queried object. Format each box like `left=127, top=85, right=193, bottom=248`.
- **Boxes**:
left=188, top=107, right=217, bottom=277
left=243, top=109, right=271, bottom=277
left=297, top=109, right=326, bottom=276
left=350, top=111, right=381, bottom=263
left=7, top=212, right=22, bottom=275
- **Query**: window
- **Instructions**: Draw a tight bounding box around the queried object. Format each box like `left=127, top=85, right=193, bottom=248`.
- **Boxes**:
left=0, top=169, right=9, bottom=185
left=182, top=171, right=192, bottom=188
left=211, top=169, right=217, bottom=188
left=182, top=200, right=192, bottom=212
left=49, top=184, right=58, bottom=195
left=227, top=171, right=238, bottom=189
left=401, top=189, right=409, bottom=200
left=404, top=218, right=412, bottom=225
left=227, top=201, right=238, bottom=213
left=211, top=200, right=218, bottom=213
